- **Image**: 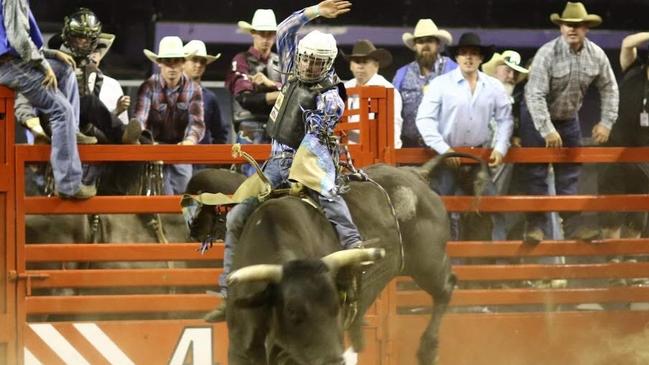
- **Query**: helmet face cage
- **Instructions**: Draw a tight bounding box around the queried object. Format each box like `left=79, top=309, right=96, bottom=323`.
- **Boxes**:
left=62, top=8, right=102, bottom=57
left=295, top=31, right=337, bottom=82
left=295, top=52, right=334, bottom=82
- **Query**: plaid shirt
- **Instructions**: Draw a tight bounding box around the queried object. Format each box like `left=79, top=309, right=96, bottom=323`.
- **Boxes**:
left=134, top=73, right=205, bottom=144
left=525, top=36, right=618, bottom=137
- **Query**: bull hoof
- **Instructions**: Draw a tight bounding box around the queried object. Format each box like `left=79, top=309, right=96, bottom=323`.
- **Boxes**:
left=203, top=302, right=226, bottom=323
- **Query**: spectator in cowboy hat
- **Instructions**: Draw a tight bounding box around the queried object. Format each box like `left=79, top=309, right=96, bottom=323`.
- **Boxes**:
left=343, top=39, right=403, bottom=147
left=228, top=9, right=281, bottom=139
left=183, top=40, right=229, bottom=145
left=393, top=19, right=457, bottom=148
left=134, top=36, right=205, bottom=194
left=225, top=8, right=282, bottom=175
left=522, top=1, right=618, bottom=243
left=482, top=50, right=528, bottom=96
left=416, top=32, right=512, bottom=241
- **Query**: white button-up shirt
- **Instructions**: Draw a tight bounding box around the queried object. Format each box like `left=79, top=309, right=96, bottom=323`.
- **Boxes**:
left=416, top=67, right=513, bottom=155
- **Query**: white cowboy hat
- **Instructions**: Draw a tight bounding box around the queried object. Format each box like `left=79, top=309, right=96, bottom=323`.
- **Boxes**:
left=183, top=40, right=221, bottom=64
left=482, top=50, right=529, bottom=76
left=550, top=2, right=602, bottom=28
left=93, top=33, right=115, bottom=61
left=238, top=9, right=277, bottom=33
left=402, top=19, right=453, bottom=50
left=143, top=36, right=195, bottom=63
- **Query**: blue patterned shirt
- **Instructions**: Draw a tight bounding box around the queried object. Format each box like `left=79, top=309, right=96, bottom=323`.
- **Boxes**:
left=270, top=7, right=344, bottom=196
left=393, top=57, right=457, bottom=146
left=271, top=7, right=344, bottom=157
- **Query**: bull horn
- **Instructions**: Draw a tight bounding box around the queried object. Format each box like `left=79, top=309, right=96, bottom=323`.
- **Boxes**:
left=321, top=248, right=386, bottom=273
left=227, top=264, right=283, bottom=286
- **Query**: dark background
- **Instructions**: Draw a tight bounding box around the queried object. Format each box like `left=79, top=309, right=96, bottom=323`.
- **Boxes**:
left=30, top=0, right=648, bottom=81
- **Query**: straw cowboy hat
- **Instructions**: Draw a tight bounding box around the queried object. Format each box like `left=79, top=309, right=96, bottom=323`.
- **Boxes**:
left=481, top=50, right=529, bottom=76
left=342, top=39, right=392, bottom=68
left=550, top=2, right=602, bottom=28
left=143, top=36, right=195, bottom=63
left=447, top=32, right=494, bottom=61
left=238, top=9, right=278, bottom=33
left=183, top=40, right=221, bottom=64
left=402, top=19, right=453, bottom=50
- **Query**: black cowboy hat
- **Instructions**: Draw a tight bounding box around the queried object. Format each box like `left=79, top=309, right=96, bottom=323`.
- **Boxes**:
left=447, top=32, right=494, bottom=61
left=342, top=39, right=392, bottom=68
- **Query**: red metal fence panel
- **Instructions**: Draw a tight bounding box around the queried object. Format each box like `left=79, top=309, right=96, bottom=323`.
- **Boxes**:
left=5, top=85, right=649, bottom=364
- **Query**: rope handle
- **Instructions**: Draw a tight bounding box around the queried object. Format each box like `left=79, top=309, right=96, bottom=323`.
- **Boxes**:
left=231, top=144, right=271, bottom=186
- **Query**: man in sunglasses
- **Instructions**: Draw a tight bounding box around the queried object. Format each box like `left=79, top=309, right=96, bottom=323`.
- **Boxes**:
left=393, top=19, right=457, bottom=148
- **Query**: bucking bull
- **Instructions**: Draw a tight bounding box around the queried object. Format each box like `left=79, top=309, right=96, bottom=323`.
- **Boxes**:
left=185, top=152, right=488, bottom=365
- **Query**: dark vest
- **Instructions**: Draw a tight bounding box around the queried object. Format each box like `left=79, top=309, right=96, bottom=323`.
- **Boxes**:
left=267, top=76, right=338, bottom=149
left=231, top=51, right=281, bottom=124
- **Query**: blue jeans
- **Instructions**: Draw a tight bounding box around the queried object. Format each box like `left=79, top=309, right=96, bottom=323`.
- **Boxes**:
left=49, top=59, right=80, bottom=129
left=163, top=164, right=193, bottom=195
left=519, top=106, right=581, bottom=234
left=262, top=156, right=361, bottom=247
left=219, top=197, right=259, bottom=292
left=0, top=57, right=81, bottom=195
left=237, top=121, right=270, bottom=177
left=218, top=157, right=290, bottom=293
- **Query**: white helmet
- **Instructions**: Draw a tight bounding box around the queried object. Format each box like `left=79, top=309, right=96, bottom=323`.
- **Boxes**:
left=296, top=30, right=338, bottom=82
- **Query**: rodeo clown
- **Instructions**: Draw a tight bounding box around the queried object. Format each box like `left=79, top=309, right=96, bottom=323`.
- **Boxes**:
left=193, top=0, right=370, bottom=322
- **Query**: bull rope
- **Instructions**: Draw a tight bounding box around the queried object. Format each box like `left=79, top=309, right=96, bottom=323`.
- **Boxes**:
left=338, top=141, right=405, bottom=272
left=364, top=177, right=405, bottom=273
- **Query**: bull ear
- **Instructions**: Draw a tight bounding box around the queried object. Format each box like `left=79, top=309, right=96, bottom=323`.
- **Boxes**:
left=227, top=264, right=283, bottom=286
left=321, top=248, right=386, bottom=274
left=234, top=285, right=274, bottom=308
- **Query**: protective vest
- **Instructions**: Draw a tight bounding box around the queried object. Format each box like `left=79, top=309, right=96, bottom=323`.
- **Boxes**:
left=231, top=51, right=281, bottom=124
left=58, top=44, right=103, bottom=98
left=267, top=76, right=338, bottom=149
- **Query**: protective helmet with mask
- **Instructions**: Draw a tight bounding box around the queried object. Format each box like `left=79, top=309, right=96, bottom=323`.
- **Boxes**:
left=295, top=30, right=337, bottom=82
left=62, top=8, right=102, bottom=58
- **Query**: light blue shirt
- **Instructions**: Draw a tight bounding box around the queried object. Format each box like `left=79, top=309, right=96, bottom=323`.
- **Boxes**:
left=415, top=67, right=513, bottom=156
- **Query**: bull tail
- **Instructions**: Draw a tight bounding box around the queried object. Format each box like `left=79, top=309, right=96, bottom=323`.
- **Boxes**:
left=417, top=152, right=491, bottom=200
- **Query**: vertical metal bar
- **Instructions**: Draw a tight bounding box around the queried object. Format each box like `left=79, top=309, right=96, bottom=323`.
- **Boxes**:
left=383, top=88, right=395, bottom=165
left=0, top=86, right=18, bottom=365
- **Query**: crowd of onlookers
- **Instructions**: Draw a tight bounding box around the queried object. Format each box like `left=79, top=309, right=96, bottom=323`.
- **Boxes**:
left=2, top=1, right=648, bottom=245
